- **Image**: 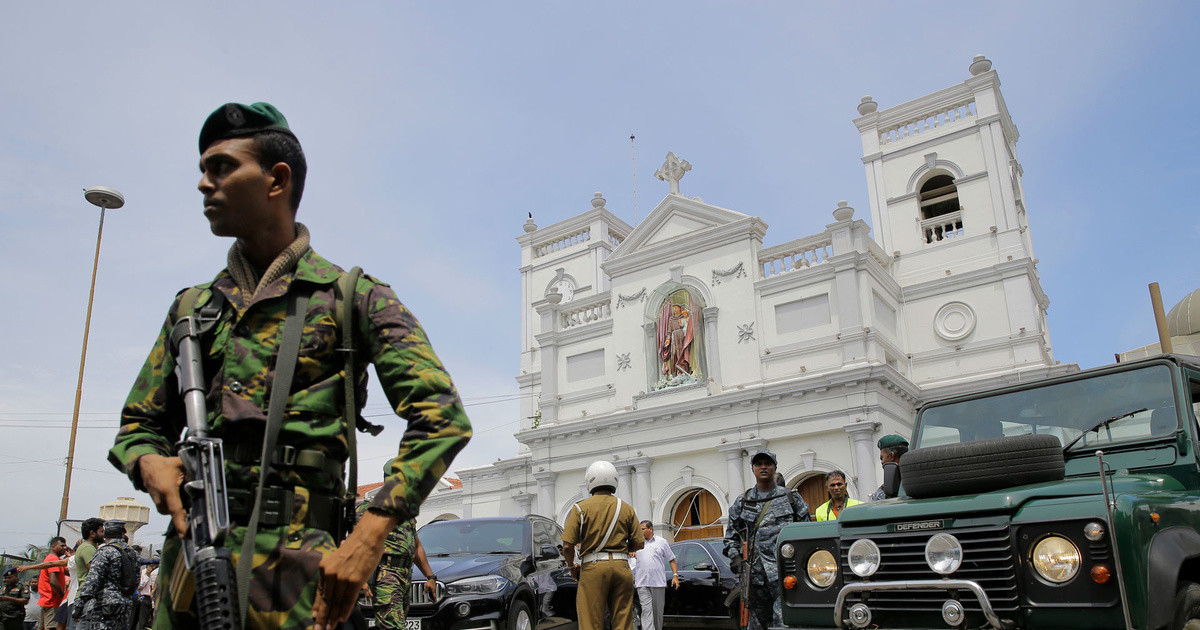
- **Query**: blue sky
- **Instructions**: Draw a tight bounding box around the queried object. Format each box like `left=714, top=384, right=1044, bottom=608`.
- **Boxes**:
left=2, top=2, right=1198, bottom=551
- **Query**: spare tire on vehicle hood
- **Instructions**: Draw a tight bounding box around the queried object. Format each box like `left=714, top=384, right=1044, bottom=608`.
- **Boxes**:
left=900, top=434, right=1065, bottom=499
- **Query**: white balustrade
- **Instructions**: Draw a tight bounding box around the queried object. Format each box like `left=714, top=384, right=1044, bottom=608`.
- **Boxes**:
left=533, top=228, right=591, bottom=258
left=759, top=235, right=833, bottom=278
left=878, top=100, right=977, bottom=145
left=920, top=210, right=964, bottom=244
left=561, top=295, right=612, bottom=329
left=608, top=230, right=624, bottom=247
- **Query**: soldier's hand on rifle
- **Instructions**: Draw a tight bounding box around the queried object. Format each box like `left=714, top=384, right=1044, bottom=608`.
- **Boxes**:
left=730, top=555, right=745, bottom=574
left=313, top=509, right=398, bottom=630
left=138, top=454, right=189, bottom=537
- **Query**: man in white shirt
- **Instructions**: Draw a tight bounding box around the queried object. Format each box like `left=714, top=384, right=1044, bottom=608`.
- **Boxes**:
left=631, top=521, right=679, bottom=630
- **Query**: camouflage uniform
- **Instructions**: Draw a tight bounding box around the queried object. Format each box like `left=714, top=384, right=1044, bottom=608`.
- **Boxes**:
left=109, top=248, right=472, bottom=629
left=0, top=581, right=29, bottom=630
left=723, top=486, right=810, bottom=630
left=75, top=540, right=135, bottom=630
left=360, top=500, right=418, bottom=630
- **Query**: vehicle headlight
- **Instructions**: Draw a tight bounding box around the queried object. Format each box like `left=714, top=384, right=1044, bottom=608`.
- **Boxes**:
left=780, top=543, right=795, bottom=559
left=444, top=575, right=510, bottom=595
left=925, top=533, right=963, bottom=575
left=848, top=539, right=881, bottom=577
left=1032, top=536, right=1081, bottom=583
left=1083, top=521, right=1105, bottom=542
left=805, top=549, right=838, bottom=588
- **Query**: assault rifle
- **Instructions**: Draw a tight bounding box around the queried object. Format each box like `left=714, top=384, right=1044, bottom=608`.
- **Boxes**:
left=724, top=530, right=751, bottom=630
left=170, top=315, right=240, bottom=630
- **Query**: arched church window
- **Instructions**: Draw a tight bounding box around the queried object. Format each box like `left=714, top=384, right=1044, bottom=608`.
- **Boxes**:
left=653, top=289, right=704, bottom=390
left=919, top=174, right=963, bottom=243
left=671, top=489, right=723, bottom=541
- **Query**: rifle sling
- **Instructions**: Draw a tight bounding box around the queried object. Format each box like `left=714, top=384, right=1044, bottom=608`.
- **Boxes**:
left=236, top=289, right=310, bottom=626
left=336, top=267, right=363, bottom=510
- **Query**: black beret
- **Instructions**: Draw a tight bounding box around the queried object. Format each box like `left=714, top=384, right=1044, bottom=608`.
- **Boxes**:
left=199, top=102, right=297, bottom=153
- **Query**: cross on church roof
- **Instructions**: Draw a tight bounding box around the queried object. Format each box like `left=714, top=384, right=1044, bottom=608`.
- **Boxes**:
left=655, top=152, right=691, bottom=195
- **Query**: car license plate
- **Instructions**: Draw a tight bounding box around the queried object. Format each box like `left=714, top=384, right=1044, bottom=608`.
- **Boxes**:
left=404, top=619, right=422, bottom=630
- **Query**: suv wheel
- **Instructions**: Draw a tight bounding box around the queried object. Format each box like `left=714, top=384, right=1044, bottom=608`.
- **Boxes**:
left=1174, top=581, right=1200, bottom=630
left=508, top=599, right=533, bottom=630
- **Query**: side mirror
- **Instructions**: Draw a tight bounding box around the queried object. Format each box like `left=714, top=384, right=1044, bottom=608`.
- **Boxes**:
left=882, top=461, right=901, bottom=498
left=693, top=562, right=716, bottom=573
left=540, top=544, right=560, bottom=560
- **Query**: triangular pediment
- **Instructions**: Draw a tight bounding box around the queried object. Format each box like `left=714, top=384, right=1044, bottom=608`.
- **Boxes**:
left=610, top=194, right=755, bottom=259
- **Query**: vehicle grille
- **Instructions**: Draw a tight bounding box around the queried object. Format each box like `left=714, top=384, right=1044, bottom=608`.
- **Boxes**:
left=840, top=526, right=1019, bottom=619
left=409, top=582, right=443, bottom=606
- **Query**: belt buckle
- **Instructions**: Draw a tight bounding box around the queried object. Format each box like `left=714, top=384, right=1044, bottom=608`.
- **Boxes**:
left=277, top=445, right=298, bottom=466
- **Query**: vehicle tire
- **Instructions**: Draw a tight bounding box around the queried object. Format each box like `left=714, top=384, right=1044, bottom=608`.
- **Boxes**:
left=507, top=598, right=533, bottom=630
left=1174, top=581, right=1200, bottom=630
left=900, top=434, right=1065, bottom=499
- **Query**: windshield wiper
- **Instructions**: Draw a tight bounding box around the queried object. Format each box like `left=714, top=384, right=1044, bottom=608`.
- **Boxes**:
left=1062, top=407, right=1148, bottom=454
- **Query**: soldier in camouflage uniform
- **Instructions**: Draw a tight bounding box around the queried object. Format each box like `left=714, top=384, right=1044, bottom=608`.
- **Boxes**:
left=357, top=485, right=436, bottom=629
left=868, top=434, right=908, bottom=501
left=109, top=102, right=472, bottom=630
left=74, top=521, right=135, bottom=630
left=1, top=568, right=30, bottom=630
left=723, top=451, right=810, bottom=630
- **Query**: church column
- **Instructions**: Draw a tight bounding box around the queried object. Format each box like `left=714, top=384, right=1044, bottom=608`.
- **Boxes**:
left=643, top=322, right=658, bottom=380
left=536, top=296, right=563, bottom=423
left=628, top=456, right=654, bottom=521
left=843, top=422, right=880, bottom=500
left=534, top=470, right=558, bottom=518
left=513, top=492, right=535, bottom=517
left=616, top=462, right=635, bottom=504
left=717, top=444, right=746, bottom=502
left=703, top=306, right=722, bottom=391
left=827, top=205, right=869, bottom=365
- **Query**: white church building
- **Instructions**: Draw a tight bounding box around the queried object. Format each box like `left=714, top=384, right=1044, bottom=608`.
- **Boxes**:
left=418, top=55, right=1076, bottom=540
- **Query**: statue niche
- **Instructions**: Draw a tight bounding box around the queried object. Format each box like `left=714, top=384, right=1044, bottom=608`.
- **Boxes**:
left=654, top=289, right=703, bottom=390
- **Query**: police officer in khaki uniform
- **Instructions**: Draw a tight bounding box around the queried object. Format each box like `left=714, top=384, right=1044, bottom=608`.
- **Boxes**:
left=562, top=461, right=644, bottom=630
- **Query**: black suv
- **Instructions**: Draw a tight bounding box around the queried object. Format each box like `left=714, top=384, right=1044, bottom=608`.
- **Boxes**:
left=397, top=516, right=576, bottom=630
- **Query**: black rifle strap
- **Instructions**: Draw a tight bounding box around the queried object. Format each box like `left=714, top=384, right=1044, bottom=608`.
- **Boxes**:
left=236, top=289, right=310, bottom=625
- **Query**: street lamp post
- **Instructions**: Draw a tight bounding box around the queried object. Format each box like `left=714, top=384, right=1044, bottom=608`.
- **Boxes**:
left=59, top=186, right=124, bottom=522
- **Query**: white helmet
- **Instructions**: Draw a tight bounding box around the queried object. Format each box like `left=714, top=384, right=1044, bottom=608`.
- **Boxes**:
left=585, top=460, right=619, bottom=494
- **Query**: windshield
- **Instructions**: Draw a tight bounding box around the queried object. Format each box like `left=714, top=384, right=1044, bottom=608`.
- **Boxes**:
left=916, top=364, right=1179, bottom=454
left=419, top=520, right=529, bottom=555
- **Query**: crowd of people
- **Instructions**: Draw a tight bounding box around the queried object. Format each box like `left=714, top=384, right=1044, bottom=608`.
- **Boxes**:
left=554, top=433, right=909, bottom=630
left=5, top=518, right=158, bottom=630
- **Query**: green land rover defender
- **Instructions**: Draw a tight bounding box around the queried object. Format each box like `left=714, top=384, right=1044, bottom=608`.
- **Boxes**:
left=777, top=355, right=1200, bottom=630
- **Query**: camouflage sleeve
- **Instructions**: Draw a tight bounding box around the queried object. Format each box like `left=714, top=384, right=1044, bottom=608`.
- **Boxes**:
left=790, top=490, right=812, bottom=522
left=723, top=496, right=745, bottom=561
left=108, top=296, right=188, bottom=489
left=358, top=279, right=472, bottom=521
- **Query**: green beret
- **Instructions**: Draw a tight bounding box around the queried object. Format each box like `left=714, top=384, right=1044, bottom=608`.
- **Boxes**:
left=199, top=102, right=297, bottom=153
left=877, top=434, right=908, bottom=449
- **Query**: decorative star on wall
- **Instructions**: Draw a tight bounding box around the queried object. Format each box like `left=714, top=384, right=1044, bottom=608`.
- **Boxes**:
left=737, top=322, right=756, bottom=343
left=616, top=352, right=631, bottom=371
